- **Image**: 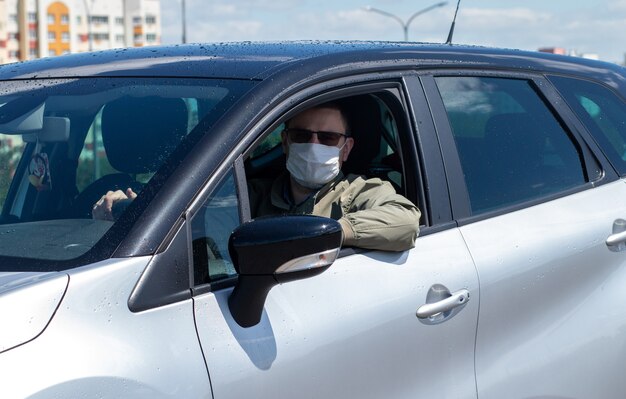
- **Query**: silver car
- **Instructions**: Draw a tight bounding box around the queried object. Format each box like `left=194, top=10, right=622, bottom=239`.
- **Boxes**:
left=1, top=42, right=626, bottom=398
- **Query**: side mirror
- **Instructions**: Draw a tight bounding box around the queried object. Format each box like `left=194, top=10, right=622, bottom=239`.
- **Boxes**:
left=228, top=215, right=343, bottom=328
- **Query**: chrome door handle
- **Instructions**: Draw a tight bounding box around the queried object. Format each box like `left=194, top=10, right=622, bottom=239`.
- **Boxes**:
left=416, top=289, right=470, bottom=319
left=606, top=230, right=626, bottom=250
left=607, top=219, right=626, bottom=252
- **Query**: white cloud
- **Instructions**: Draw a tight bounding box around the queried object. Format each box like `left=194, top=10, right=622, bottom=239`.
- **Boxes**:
left=278, top=7, right=451, bottom=42
left=447, top=6, right=625, bottom=63
left=160, top=0, right=626, bottom=64
left=609, top=0, right=626, bottom=11
left=187, top=20, right=264, bottom=43
left=448, top=7, right=554, bottom=49
left=459, top=7, right=552, bottom=28
left=212, top=4, right=238, bottom=16
left=188, top=0, right=301, bottom=15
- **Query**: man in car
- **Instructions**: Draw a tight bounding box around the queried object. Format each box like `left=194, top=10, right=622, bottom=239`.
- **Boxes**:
left=248, top=102, right=420, bottom=251
left=92, top=102, right=421, bottom=251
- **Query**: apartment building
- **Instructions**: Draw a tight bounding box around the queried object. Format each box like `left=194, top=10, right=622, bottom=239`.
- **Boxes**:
left=0, top=0, right=161, bottom=64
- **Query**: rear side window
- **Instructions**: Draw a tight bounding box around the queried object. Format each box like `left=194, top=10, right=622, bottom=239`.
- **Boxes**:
left=549, top=76, right=626, bottom=175
left=436, top=76, right=586, bottom=214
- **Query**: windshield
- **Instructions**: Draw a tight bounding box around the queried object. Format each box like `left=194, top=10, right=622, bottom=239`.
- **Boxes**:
left=0, top=77, right=253, bottom=268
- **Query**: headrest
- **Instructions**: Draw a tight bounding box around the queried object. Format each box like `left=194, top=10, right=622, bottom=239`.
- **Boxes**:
left=340, top=95, right=384, bottom=175
left=101, top=96, right=188, bottom=174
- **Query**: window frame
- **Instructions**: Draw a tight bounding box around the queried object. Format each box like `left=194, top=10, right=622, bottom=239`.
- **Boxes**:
left=237, top=83, right=423, bottom=222
left=403, top=73, right=453, bottom=230
left=187, top=76, right=434, bottom=294
left=421, top=69, right=613, bottom=224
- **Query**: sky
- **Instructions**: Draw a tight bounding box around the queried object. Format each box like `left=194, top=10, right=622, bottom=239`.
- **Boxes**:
left=159, top=0, right=626, bottom=64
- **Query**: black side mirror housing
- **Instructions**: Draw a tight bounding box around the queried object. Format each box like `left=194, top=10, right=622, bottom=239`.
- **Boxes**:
left=228, top=215, right=343, bottom=327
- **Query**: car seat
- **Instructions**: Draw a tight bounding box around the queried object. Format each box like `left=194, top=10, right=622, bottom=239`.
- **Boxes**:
left=72, top=96, right=189, bottom=218
left=341, top=96, right=381, bottom=174
left=341, top=95, right=403, bottom=192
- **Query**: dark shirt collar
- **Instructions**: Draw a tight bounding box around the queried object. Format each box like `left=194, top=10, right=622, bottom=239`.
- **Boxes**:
left=272, top=171, right=345, bottom=210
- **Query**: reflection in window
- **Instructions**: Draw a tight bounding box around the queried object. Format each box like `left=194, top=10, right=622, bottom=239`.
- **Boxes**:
left=191, top=170, right=240, bottom=285
left=437, top=76, right=586, bottom=214
left=550, top=76, right=626, bottom=174
left=0, top=135, right=25, bottom=209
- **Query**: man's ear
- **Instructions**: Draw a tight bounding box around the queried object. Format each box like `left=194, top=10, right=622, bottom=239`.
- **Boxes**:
left=341, top=137, right=355, bottom=162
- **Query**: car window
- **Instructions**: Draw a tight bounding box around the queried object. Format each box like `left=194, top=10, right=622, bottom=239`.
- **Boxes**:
left=249, top=124, right=283, bottom=159
left=191, top=169, right=240, bottom=285
left=192, top=91, right=418, bottom=286
left=436, top=76, right=586, bottom=214
left=549, top=76, right=626, bottom=176
left=245, top=94, right=407, bottom=195
left=0, top=78, right=254, bottom=266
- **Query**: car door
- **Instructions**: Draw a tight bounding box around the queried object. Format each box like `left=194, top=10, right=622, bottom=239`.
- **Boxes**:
left=190, top=83, right=480, bottom=398
left=427, top=73, right=626, bottom=398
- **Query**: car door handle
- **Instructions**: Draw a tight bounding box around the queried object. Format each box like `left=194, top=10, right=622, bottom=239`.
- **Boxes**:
left=607, top=219, right=626, bottom=252
left=416, top=289, right=470, bottom=319
left=606, top=230, right=626, bottom=250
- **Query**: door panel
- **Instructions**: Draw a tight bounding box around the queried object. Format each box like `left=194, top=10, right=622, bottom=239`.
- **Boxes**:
left=194, top=229, right=479, bottom=399
left=462, top=181, right=626, bottom=398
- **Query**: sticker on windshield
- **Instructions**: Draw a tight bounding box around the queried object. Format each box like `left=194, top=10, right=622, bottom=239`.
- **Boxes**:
left=28, top=152, right=51, bottom=191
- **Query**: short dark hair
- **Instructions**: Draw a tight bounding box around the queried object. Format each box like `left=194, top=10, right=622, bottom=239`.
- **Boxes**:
left=286, top=101, right=351, bottom=136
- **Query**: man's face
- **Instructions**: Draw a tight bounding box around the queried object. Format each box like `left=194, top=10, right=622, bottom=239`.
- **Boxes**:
left=281, top=107, right=354, bottom=164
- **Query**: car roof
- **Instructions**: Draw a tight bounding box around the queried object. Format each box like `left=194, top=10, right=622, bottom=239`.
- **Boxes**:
left=0, top=41, right=624, bottom=86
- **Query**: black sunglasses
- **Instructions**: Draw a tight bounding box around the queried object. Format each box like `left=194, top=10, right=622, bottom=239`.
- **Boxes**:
left=285, top=128, right=348, bottom=147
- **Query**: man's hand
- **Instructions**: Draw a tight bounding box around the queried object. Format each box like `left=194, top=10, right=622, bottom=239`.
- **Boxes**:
left=92, top=188, right=138, bottom=221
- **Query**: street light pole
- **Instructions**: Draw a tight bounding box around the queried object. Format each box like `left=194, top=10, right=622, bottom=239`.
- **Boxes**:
left=82, top=0, right=93, bottom=51
left=182, top=0, right=187, bottom=44
left=364, top=2, right=448, bottom=42
left=82, top=0, right=97, bottom=176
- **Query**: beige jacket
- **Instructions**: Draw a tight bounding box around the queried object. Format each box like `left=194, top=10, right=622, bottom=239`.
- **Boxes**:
left=248, top=172, right=421, bottom=252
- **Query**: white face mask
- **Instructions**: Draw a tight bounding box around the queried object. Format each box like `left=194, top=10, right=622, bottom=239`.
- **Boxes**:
left=286, top=142, right=342, bottom=189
